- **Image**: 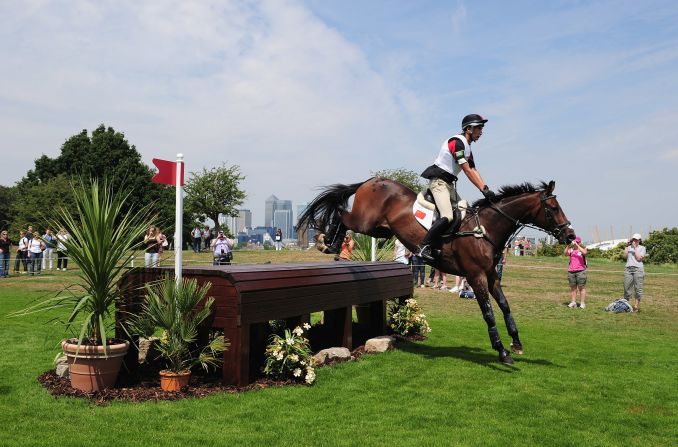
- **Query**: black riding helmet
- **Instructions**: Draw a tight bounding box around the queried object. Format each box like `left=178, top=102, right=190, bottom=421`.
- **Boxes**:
left=462, top=114, right=488, bottom=130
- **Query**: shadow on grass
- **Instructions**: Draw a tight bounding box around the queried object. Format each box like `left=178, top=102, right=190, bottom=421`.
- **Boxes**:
left=397, top=341, right=562, bottom=372
left=0, top=385, right=11, bottom=395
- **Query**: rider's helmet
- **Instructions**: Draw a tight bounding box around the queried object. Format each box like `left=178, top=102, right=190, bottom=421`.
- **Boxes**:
left=462, top=114, right=488, bottom=130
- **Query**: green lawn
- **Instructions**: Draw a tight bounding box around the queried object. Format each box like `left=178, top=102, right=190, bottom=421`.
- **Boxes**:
left=0, top=251, right=676, bottom=446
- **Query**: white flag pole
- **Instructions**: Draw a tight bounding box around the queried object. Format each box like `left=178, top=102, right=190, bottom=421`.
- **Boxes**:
left=175, top=153, right=184, bottom=283
left=371, top=237, right=376, bottom=262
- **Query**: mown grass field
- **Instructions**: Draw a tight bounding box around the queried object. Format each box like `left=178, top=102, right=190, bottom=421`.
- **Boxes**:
left=1, top=250, right=676, bottom=446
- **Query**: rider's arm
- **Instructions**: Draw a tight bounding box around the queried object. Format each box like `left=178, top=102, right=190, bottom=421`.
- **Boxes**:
left=460, top=163, right=486, bottom=191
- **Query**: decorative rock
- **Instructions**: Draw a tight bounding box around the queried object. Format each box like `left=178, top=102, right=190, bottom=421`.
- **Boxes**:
left=313, top=347, right=351, bottom=366
left=55, top=355, right=69, bottom=378
left=365, top=336, right=396, bottom=353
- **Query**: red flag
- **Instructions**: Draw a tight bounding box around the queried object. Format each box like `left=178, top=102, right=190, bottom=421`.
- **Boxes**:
left=152, top=158, right=184, bottom=186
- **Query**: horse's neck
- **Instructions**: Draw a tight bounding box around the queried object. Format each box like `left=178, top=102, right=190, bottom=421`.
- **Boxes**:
left=481, top=195, right=537, bottom=246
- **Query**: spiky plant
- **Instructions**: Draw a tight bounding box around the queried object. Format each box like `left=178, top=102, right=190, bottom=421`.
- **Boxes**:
left=14, top=178, right=154, bottom=351
left=350, top=233, right=396, bottom=261
left=131, top=277, right=227, bottom=373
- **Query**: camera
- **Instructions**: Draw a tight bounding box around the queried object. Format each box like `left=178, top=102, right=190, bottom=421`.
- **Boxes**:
left=221, top=248, right=224, bottom=254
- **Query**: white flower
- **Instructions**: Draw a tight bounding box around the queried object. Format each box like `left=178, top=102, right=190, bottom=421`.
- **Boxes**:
left=293, top=326, right=304, bottom=336
left=305, top=370, right=316, bottom=384
left=293, top=368, right=302, bottom=377
left=276, top=352, right=284, bottom=361
left=303, top=323, right=311, bottom=330
left=289, top=354, right=299, bottom=362
left=300, top=360, right=306, bottom=366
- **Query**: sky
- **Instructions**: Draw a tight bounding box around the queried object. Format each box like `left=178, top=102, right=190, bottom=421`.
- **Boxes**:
left=1, top=0, right=677, bottom=242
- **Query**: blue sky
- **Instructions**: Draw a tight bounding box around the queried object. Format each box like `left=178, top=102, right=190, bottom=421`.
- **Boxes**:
left=1, top=0, right=676, bottom=241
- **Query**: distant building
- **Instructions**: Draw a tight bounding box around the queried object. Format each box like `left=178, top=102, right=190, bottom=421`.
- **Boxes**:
left=265, top=195, right=294, bottom=239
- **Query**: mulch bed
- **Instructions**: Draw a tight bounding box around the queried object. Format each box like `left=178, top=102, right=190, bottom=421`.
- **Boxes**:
left=38, top=345, right=370, bottom=406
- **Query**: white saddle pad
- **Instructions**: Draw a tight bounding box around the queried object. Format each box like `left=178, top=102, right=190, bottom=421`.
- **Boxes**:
left=413, top=193, right=467, bottom=230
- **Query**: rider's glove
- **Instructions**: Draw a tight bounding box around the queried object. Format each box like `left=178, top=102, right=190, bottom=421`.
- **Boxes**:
left=482, top=185, right=497, bottom=201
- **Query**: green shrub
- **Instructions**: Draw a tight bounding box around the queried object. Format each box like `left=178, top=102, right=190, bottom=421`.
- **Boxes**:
left=645, top=227, right=678, bottom=264
left=602, top=242, right=626, bottom=262
left=536, top=242, right=566, bottom=257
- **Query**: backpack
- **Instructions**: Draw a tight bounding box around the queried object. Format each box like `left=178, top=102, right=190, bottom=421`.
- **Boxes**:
left=605, top=298, right=633, bottom=313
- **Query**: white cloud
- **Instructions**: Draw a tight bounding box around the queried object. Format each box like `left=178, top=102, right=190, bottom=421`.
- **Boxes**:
left=0, top=0, right=422, bottom=224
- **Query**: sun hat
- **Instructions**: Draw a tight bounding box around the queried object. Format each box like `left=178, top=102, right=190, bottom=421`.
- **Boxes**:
left=631, top=233, right=642, bottom=240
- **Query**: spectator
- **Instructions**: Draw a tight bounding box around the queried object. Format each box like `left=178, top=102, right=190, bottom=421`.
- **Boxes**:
left=211, top=230, right=235, bottom=265
left=432, top=268, right=447, bottom=290
left=449, top=275, right=462, bottom=293
left=337, top=231, right=355, bottom=261
left=56, top=228, right=69, bottom=271
left=624, top=233, right=646, bottom=312
left=28, top=234, right=45, bottom=275
left=513, top=239, right=520, bottom=256
left=14, top=230, right=29, bottom=274
left=26, top=225, right=34, bottom=241
left=496, top=245, right=509, bottom=284
left=565, top=236, right=588, bottom=309
left=0, top=230, right=12, bottom=278
left=203, top=226, right=212, bottom=251
left=41, top=228, right=56, bottom=271
left=410, top=252, right=425, bottom=288
left=425, top=267, right=435, bottom=287
left=274, top=228, right=283, bottom=251
left=143, top=226, right=162, bottom=267
left=192, top=226, right=202, bottom=253
left=393, top=239, right=410, bottom=265
left=518, top=238, right=525, bottom=256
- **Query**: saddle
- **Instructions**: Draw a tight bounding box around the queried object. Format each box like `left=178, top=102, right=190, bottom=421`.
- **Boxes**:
left=412, top=190, right=485, bottom=238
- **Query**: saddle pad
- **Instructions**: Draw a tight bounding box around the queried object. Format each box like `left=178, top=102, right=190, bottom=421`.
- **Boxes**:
left=413, top=193, right=468, bottom=230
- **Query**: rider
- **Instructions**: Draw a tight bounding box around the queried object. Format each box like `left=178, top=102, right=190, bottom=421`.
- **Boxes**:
left=417, top=113, right=497, bottom=262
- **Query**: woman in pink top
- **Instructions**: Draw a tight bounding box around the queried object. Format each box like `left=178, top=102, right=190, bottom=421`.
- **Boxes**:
left=564, top=236, right=588, bottom=309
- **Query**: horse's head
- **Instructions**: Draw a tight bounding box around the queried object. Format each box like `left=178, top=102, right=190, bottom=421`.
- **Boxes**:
left=533, top=181, right=575, bottom=244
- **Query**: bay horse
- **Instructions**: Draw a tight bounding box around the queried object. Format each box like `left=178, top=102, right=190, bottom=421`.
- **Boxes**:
left=297, top=177, right=575, bottom=365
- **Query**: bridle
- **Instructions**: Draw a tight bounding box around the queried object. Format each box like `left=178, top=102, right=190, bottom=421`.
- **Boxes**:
left=484, top=191, right=571, bottom=248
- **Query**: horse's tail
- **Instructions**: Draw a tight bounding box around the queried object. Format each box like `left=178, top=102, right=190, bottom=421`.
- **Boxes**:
left=297, top=181, right=365, bottom=233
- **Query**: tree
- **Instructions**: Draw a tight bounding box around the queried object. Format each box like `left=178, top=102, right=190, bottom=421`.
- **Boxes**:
left=184, top=164, right=246, bottom=232
left=645, top=228, right=678, bottom=264
left=15, top=124, right=175, bottom=235
left=371, top=168, right=424, bottom=193
left=0, top=186, right=17, bottom=231
left=10, top=175, right=77, bottom=234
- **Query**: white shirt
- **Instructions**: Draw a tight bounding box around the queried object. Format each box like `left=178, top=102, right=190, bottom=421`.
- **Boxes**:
left=434, top=134, right=471, bottom=176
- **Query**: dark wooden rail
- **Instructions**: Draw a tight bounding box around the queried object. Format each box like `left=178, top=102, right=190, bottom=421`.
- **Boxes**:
left=117, top=262, right=413, bottom=386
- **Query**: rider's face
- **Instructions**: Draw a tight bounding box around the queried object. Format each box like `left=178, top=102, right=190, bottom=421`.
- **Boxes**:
left=469, top=125, right=483, bottom=142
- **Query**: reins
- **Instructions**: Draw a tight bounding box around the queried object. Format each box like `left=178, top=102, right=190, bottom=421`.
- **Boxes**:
left=461, top=191, right=571, bottom=257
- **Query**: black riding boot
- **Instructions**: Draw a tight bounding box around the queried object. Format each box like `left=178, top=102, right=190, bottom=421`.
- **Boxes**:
left=417, top=217, right=450, bottom=263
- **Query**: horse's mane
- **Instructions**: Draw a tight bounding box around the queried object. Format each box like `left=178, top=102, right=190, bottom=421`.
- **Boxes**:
left=472, top=181, right=549, bottom=208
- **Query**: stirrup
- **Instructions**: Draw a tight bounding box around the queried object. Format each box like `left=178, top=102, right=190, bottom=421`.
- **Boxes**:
left=418, top=245, right=436, bottom=262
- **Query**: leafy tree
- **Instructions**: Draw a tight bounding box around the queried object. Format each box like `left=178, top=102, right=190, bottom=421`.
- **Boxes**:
left=15, top=124, right=175, bottom=236
left=371, top=168, right=425, bottom=193
left=0, top=185, right=17, bottom=231
left=645, top=228, right=678, bottom=264
left=10, top=175, right=76, bottom=235
left=184, top=164, right=246, bottom=232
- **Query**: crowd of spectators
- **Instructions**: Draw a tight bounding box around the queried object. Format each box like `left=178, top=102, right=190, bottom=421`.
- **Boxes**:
left=0, top=226, right=71, bottom=277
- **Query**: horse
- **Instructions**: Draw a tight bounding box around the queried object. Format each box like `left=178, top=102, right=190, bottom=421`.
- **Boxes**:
left=297, top=177, right=575, bottom=365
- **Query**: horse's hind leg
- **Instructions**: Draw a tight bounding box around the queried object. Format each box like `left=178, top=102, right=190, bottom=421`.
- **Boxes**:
left=469, top=275, right=514, bottom=365
left=488, top=273, right=523, bottom=355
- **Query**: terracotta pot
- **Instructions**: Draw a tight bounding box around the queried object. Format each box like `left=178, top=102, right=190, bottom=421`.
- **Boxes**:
left=160, top=370, right=191, bottom=392
left=61, top=339, right=130, bottom=392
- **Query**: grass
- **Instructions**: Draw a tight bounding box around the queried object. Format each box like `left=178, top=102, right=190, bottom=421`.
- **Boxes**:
left=1, top=250, right=676, bottom=446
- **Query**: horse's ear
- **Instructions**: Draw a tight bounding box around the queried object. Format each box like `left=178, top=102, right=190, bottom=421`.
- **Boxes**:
left=546, top=180, right=555, bottom=195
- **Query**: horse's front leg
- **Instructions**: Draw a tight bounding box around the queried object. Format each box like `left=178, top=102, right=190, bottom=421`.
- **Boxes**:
left=468, top=275, right=513, bottom=365
left=488, top=272, right=523, bottom=355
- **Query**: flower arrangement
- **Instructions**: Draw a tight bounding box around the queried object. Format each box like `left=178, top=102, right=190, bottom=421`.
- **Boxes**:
left=263, top=323, right=316, bottom=384
left=388, top=298, right=431, bottom=337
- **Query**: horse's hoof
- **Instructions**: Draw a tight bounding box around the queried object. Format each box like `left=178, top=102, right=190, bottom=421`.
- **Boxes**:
left=510, top=343, right=524, bottom=355
left=499, top=350, right=514, bottom=365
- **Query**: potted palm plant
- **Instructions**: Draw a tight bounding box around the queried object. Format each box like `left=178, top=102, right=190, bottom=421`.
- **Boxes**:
left=15, top=178, right=154, bottom=392
left=130, top=277, right=227, bottom=392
